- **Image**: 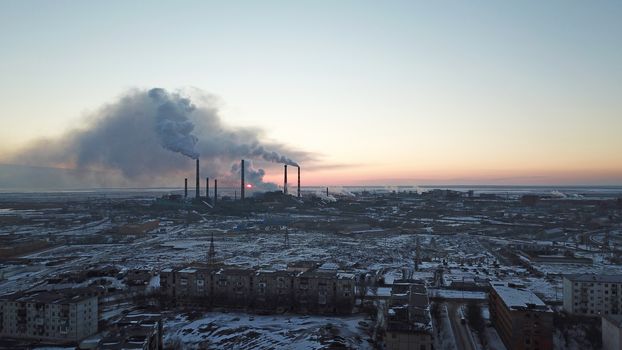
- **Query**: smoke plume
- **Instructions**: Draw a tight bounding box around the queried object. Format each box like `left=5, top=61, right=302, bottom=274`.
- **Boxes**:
left=150, top=88, right=199, bottom=159
left=6, top=87, right=308, bottom=188
left=231, top=160, right=278, bottom=191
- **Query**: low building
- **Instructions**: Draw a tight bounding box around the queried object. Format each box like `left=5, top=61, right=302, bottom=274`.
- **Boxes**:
left=385, top=279, right=433, bottom=350
left=125, top=268, right=153, bottom=286
left=0, top=288, right=98, bottom=343
left=96, top=313, right=162, bottom=350
left=563, top=274, right=622, bottom=316
left=489, top=282, right=553, bottom=350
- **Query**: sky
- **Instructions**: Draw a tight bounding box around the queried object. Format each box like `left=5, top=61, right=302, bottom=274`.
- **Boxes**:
left=0, top=0, right=621, bottom=187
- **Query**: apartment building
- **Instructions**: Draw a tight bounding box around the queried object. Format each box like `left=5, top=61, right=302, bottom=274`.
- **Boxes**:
left=385, top=279, right=434, bottom=350
left=159, top=263, right=355, bottom=314
left=254, top=269, right=295, bottom=313
left=563, top=274, right=622, bottom=316
left=489, top=283, right=553, bottom=350
left=213, top=267, right=255, bottom=307
left=0, top=288, right=98, bottom=343
left=602, top=315, right=622, bottom=350
left=293, top=269, right=354, bottom=314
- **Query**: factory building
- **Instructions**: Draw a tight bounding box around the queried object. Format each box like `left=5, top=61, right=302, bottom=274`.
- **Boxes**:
left=0, top=288, right=98, bottom=343
left=489, top=282, right=553, bottom=350
left=563, top=274, right=622, bottom=316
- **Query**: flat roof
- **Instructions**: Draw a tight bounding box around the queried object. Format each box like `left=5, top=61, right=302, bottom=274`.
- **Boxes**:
left=178, top=268, right=198, bottom=273
left=491, top=283, right=549, bottom=311
left=564, top=274, right=622, bottom=283
left=1, top=288, right=97, bottom=304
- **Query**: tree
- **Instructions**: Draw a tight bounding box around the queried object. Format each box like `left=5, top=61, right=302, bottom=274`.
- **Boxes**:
left=466, top=302, right=487, bottom=347
left=430, top=302, right=442, bottom=335
left=357, top=273, right=370, bottom=305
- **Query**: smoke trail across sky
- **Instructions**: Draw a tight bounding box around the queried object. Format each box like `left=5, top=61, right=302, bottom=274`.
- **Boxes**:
left=5, top=87, right=308, bottom=188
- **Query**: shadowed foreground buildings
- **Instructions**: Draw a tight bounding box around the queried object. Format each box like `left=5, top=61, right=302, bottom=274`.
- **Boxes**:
left=602, top=314, right=622, bottom=350
left=0, top=289, right=98, bottom=343
left=160, top=262, right=356, bottom=314
left=385, top=279, right=433, bottom=350
left=96, top=313, right=163, bottom=350
left=489, top=283, right=553, bottom=350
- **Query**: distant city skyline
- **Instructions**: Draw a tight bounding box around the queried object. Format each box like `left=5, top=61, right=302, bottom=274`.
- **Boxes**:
left=1, top=1, right=621, bottom=187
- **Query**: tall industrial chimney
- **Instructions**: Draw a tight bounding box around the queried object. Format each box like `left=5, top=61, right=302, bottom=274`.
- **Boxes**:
left=297, top=166, right=301, bottom=198
left=214, top=179, right=218, bottom=205
left=184, top=178, right=188, bottom=198
left=195, top=158, right=200, bottom=198
left=240, top=159, right=245, bottom=201
left=205, top=177, right=209, bottom=199
left=283, top=165, right=288, bottom=195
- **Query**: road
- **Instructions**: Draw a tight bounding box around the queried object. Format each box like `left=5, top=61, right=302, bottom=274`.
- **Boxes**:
left=447, top=302, right=475, bottom=350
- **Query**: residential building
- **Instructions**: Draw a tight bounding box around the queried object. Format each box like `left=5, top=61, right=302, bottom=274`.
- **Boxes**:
left=159, top=262, right=355, bottom=314
left=0, top=289, right=98, bottom=343
left=253, top=269, right=295, bottom=313
left=385, top=279, right=433, bottom=350
left=212, top=267, right=254, bottom=307
left=602, top=315, right=622, bottom=350
left=489, top=282, right=553, bottom=350
left=563, top=274, right=622, bottom=316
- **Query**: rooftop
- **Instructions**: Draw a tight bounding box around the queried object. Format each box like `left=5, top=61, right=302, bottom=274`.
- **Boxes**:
left=564, top=274, right=622, bottom=283
left=1, top=288, right=98, bottom=304
left=491, top=283, right=549, bottom=311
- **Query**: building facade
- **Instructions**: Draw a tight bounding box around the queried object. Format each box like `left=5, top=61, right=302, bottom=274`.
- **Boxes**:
left=159, top=263, right=355, bottom=314
left=0, top=289, right=98, bottom=343
left=602, top=315, right=622, bottom=350
left=489, top=283, right=553, bottom=350
left=563, top=274, right=622, bottom=316
left=385, top=280, right=434, bottom=350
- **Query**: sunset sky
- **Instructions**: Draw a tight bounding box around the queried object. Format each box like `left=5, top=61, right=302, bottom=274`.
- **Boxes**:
left=1, top=1, right=621, bottom=187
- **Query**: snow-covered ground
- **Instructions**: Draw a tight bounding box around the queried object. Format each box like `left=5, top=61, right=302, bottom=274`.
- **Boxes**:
left=163, top=312, right=374, bottom=350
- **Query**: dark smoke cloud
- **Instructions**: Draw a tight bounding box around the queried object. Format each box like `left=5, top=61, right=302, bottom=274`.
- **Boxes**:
left=7, top=88, right=309, bottom=188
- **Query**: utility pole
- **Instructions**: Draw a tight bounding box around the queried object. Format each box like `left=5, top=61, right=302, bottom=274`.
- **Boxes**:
left=208, top=231, right=215, bottom=265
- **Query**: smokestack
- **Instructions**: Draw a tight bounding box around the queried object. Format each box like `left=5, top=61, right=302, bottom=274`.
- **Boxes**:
left=206, top=177, right=209, bottom=199
left=326, top=187, right=329, bottom=197
left=297, top=166, right=301, bottom=198
left=214, top=179, right=218, bottom=205
left=240, top=159, right=245, bottom=201
left=284, top=164, right=288, bottom=195
left=184, top=178, right=188, bottom=198
left=195, top=158, right=200, bottom=198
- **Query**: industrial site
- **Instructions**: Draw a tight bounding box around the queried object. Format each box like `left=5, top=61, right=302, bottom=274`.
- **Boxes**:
left=1, top=157, right=622, bottom=349
left=1, top=2, right=621, bottom=349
